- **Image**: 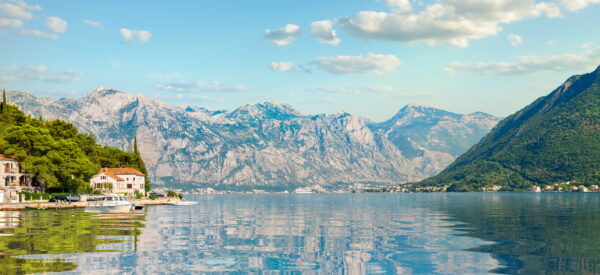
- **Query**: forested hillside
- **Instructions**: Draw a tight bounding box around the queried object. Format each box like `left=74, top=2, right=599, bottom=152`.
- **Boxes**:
left=0, top=92, right=148, bottom=193
left=420, top=66, right=600, bottom=191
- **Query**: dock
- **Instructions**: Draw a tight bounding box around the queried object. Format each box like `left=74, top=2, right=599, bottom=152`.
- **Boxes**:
left=0, top=197, right=180, bottom=211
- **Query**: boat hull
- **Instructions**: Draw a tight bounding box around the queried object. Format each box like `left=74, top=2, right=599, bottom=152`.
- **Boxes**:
left=85, top=203, right=133, bottom=213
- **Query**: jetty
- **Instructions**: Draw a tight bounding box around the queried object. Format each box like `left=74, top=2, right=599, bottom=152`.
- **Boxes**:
left=0, top=197, right=180, bottom=211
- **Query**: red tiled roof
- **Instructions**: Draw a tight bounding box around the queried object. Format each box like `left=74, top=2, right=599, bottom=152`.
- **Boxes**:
left=99, top=168, right=145, bottom=176
left=0, top=154, right=18, bottom=161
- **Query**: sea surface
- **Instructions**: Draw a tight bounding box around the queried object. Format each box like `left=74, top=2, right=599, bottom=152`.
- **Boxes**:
left=1, top=193, right=599, bottom=274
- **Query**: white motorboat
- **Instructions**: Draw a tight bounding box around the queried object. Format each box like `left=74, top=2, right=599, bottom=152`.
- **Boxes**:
left=294, top=187, right=313, bottom=194
left=85, top=195, right=134, bottom=213
left=173, top=200, right=198, bottom=206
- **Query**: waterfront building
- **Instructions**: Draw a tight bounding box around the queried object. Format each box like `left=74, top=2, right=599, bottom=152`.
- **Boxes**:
left=0, top=154, right=39, bottom=203
left=89, top=168, right=146, bottom=196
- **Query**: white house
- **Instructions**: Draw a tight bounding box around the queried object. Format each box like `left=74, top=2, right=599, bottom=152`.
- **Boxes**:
left=90, top=168, right=146, bottom=196
left=0, top=154, right=37, bottom=204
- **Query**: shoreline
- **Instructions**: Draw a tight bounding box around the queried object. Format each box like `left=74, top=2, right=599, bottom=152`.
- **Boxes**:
left=0, top=197, right=180, bottom=211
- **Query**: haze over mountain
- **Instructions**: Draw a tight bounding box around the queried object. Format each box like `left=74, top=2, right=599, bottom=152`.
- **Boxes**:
left=8, top=88, right=500, bottom=190
left=421, top=65, right=600, bottom=191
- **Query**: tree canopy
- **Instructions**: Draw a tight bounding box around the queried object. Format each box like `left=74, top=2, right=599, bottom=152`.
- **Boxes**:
left=0, top=102, right=149, bottom=193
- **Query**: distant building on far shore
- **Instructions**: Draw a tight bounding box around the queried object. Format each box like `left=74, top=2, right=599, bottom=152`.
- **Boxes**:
left=90, top=168, right=145, bottom=196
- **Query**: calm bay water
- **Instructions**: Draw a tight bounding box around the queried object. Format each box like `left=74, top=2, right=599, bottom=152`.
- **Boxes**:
left=1, top=193, right=599, bottom=274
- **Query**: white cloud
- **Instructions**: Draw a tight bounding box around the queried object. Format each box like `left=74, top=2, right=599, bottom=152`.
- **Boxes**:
left=383, top=0, right=412, bottom=11
left=308, top=85, right=440, bottom=97
left=336, top=0, right=561, bottom=47
left=0, top=0, right=41, bottom=20
left=264, top=24, right=301, bottom=46
left=315, top=53, right=402, bottom=75
left=20, top=29, right=57, bottom=40
left=0, top=17, right=21, bottom=30
left=16, top=65, right=82, bottom=83
left=0, top=0, right=40, bottom=31
left=555, top=0, right=600, bottom=11
left=582, top=42, right=594, bottom=49
left=446, top=47, right=600, bottom=75
left=507, top=33, right=523, bottom=46
left=308, top=85, right=395, bottom=95
left=310, top=20, right=341, bottom=46
left=46, top=16, right=67, bottom=33
left=156, top=80, right=250, bottom=93
left=120, top=28, right=152, bottom=43
left=0, top=75, right=15, bottom=82
left=82, top=19, right=102, bottom=28
left=269, top=62, right=309, bottom=73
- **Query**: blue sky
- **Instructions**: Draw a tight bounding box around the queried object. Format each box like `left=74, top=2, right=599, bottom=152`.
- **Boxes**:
left=0, top=0, right=599, bottom=121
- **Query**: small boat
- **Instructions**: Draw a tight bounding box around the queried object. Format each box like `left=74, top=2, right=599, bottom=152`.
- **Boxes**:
left=294, top=187, right=313, bottom=194
left=25, top=206, right=49, bottom=210
left=173, top=200, right=198, bottom=206
left=85, top=195, right=134, bottom=213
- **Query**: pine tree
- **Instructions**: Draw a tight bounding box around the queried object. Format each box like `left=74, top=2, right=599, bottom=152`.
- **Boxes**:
left=133, top=136, right=139, bottom=155
left=1, top=89, right=5, bottom=114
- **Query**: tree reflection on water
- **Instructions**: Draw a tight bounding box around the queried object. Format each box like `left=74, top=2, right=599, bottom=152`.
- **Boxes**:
left=0, top=209, right=145, bottom=274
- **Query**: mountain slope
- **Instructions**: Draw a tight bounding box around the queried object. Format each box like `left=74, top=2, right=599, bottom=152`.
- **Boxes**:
left=8, top=88, right=500, bottom=190
left=420, top=66, right=600, bottom=191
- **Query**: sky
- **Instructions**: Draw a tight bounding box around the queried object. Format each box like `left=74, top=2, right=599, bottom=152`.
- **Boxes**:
left=0, top=0, right=599, bottom=122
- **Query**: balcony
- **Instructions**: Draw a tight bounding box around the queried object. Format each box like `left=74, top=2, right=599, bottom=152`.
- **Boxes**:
left=4, top=168, right=19, bottom=174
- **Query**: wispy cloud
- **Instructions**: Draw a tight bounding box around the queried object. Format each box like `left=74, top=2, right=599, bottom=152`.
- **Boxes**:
left=445, top=47, right=600, bottom=75
left=315, top=53, right=401, bottom=75
left=120, top=28, right=152, bottom=43
left=308, top=85, right=439, bottom=97
left=20, top=29, right=57, bottom=40
left=82, top=19, right=102, bottom=29
left=507, top=33, right=523, bottom=46
left=0, top=0, right=40, bottom=31
left=156, top=80, right=250, bottom=93
left=264, top=24, right=301, bottom=46
left=16, top=65, right=82, bottom=83
left=269, top=62, right=310, bottom=73
left=308, top=85, right=395, bottom=95
left=555, top=0, right=600, bottom=11
left=0, top=0, right=41, bottom=20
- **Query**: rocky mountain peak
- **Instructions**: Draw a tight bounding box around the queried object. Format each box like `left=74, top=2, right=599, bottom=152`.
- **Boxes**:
left=86, top=87, right=125, bottom=98
left=228, top=101, right=303, bottom=120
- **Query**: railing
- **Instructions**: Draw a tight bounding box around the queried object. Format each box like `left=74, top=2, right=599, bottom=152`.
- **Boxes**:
left=4, top=168, right=18, bottom=173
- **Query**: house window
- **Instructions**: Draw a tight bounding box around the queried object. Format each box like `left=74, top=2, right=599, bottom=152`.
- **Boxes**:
left=127, top=184, right=132, bottom=189
left=101, top=176, right=106, bottom=180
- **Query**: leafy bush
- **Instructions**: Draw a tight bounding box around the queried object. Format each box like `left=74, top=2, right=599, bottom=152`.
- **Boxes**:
left=20, top=192, right=69, bottom=201
left=167, top=190, right=178, bottom=197
left=149, top=194, right=157, bottom=200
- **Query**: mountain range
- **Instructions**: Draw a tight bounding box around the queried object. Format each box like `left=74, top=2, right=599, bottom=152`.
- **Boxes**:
left=7, top=88, right=500, bottom=190
left=420, top=65, right=600, bottom=191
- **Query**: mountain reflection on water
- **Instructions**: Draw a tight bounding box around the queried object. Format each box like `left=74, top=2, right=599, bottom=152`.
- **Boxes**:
left=6, top=195, right=495, bottom=274
left=431, top=193, right=600, bottom=274
left=3, top=194, right=597, bottom=274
